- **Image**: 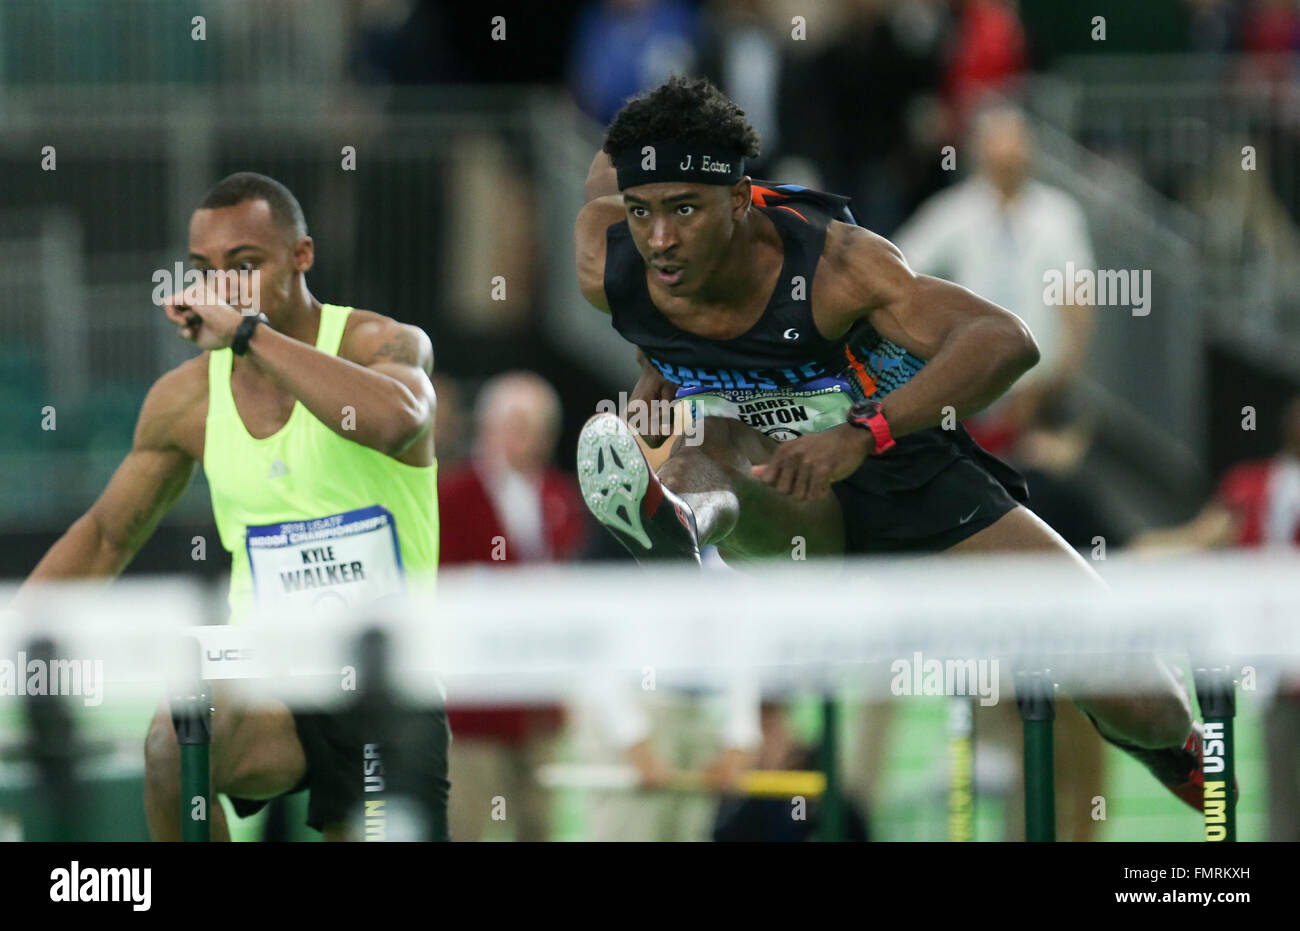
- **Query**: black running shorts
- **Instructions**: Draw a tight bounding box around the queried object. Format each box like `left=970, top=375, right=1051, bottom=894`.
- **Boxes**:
left=228, top=705, right=451, bottom=840
left=831, top=424, right=1029, bottom=554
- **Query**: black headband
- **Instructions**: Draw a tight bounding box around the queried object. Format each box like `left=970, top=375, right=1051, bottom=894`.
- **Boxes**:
left=611, top=142, right=746, bottom=190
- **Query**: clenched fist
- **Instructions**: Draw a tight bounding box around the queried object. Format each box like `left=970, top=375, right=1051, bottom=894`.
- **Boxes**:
left=161, top=283, right=246, bottom=351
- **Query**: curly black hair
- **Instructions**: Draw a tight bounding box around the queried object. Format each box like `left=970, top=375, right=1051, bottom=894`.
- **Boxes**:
left=603, top=76, right=761, bottom=160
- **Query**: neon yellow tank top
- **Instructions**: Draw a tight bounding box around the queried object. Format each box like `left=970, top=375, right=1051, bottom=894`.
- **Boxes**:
left=204, top=303, right=438, bottom=623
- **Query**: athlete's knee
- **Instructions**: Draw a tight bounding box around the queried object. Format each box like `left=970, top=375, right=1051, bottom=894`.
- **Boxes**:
left=662, top=417, right=753, bottom=477
left=210, top=707, right=305, bottom=798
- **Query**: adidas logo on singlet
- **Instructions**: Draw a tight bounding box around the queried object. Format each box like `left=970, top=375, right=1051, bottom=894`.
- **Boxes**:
left=267, top=458, right=290, bottom=479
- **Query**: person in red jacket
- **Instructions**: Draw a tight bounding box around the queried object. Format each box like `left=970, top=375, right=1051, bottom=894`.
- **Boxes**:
left=439, top=371, right=587, bottom=841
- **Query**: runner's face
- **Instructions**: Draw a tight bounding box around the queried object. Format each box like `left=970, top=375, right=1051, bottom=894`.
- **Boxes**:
left=188, top=199, right=309, bottom=319
left=623, top=182, right=738, bottom=295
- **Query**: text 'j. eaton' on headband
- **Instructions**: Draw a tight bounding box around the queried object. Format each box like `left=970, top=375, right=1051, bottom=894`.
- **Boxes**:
left=611, top=142, right=745, bottom=190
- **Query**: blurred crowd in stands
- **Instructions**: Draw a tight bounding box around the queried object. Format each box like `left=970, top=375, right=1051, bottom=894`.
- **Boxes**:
left=355, top=0, right=1300, bottom=234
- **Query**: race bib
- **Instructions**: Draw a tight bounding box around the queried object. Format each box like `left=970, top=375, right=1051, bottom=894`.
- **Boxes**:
left=246, top=504, right=405, bottom=616
left=680, top=376, right=855, bottom=442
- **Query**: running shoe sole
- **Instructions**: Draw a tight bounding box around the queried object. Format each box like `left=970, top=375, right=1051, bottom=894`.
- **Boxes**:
left=577, top=412, right=699, bottom=561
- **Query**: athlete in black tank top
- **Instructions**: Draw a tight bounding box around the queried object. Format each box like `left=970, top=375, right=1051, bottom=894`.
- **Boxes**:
left=570, top=77, right=1218, bottom=819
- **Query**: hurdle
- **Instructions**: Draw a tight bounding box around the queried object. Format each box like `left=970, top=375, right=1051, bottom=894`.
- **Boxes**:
left=1016, top=667, right=1057, bottom=842
left=170, top=637, right=210, bottom=843
left=2, top=554, right=1291, bottom=842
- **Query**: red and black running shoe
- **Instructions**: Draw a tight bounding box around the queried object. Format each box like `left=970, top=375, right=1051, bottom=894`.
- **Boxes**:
left=577, top=413, right=701, bottom=564
left=1088, top=717, right=1239, bottom=813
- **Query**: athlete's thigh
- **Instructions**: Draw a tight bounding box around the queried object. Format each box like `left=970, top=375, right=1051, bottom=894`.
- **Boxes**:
left=944, top=504, right=1094, bottom=572
left=209, top=683, right=307, bottom=799
left=663, top=414, right=781, bottom=471
left=947, top=505, right=1186, bottom=722
left=687, top=416, right=844, bottom=559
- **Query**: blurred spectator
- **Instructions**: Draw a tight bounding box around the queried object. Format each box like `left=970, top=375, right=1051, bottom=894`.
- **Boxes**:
left=713, top=702, right=869, bottom=841
left=568, top=0, right=702, bottom=124
left=783, top=0, right=948, bottom=233
left=1132, top=396, right=1300, bottom=551
left=1131, top=395, right=1300, bottom=841
left=1185, top=0, right=1238, bottom=54
left=431, top=373, right=469, bottom=468
left=572, top=547, right=761, bottom=841
left=440, top=372, right=587, bottom=841
left=353, top=0, right=456, bottom=84
left=892, top=103, right=1096, bottom=455
left=696, top=0, right=784, bottom=174
left=942, top=0, right=1027, bottom=130
left=1008, top=394, right=1130, bottom=554
left=1184, top=138, right=1300, bottom=304
left=1240, top=0, right=1300, bottom=56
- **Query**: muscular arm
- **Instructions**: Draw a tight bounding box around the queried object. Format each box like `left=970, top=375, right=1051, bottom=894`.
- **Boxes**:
left=823, top=224, right=1041, bottom=438
left=243, top=318, right=435, bottom=459
left=13, top=372, right=197, bottom=609
left=756, top=225, right=1040, bottom=499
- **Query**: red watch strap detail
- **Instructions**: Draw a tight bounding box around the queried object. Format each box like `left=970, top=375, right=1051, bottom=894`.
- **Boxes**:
left=866, top=412, right=896, bottom=454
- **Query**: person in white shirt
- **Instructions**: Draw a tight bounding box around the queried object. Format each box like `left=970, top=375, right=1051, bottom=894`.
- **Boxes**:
left=892, top=103, right=1096, bottom=455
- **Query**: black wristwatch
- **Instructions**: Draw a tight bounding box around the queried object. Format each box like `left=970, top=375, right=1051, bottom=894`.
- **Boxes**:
left=231, top=313, right=269, bottom=356
left=846, top=399, right=896, bottom=454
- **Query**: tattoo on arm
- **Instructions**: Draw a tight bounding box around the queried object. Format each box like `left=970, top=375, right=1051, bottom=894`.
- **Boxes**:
left=373, top=332, right=421, bottom=368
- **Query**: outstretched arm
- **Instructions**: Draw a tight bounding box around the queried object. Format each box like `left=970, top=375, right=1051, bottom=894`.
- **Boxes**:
left=13, top=370, right=197, bottom=609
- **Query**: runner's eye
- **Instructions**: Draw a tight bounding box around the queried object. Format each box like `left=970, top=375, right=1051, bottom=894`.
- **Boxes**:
left=677, top=205, right=694, bottom=216
left=630, top=206, right=648, bottom=219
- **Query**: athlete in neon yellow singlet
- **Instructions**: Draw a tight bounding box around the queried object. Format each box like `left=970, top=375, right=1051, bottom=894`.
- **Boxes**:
left=206, top=301, right=438, bottom=626
left=16, top=172, right=447, bottom=841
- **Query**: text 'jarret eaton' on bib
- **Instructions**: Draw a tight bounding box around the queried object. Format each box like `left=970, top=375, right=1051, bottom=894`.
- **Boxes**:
left=245, top=504, right=405, bottom=614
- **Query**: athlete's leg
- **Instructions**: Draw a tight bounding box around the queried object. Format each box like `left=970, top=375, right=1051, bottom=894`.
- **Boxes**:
left=143, top=684, right=307, bottom=841
left=656, top=416, right=844, bottom=561
left=945, top=506, right=1193, bottom=749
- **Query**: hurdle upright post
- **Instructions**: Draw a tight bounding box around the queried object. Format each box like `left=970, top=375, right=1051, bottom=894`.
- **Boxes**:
left=1014, top=668, right=1055, bottom=842
left=817, top=696, right=843, bottom=842
left=1191, top=664, right=1236, bottom=842
left=171, top=636, right=211, bottom=843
